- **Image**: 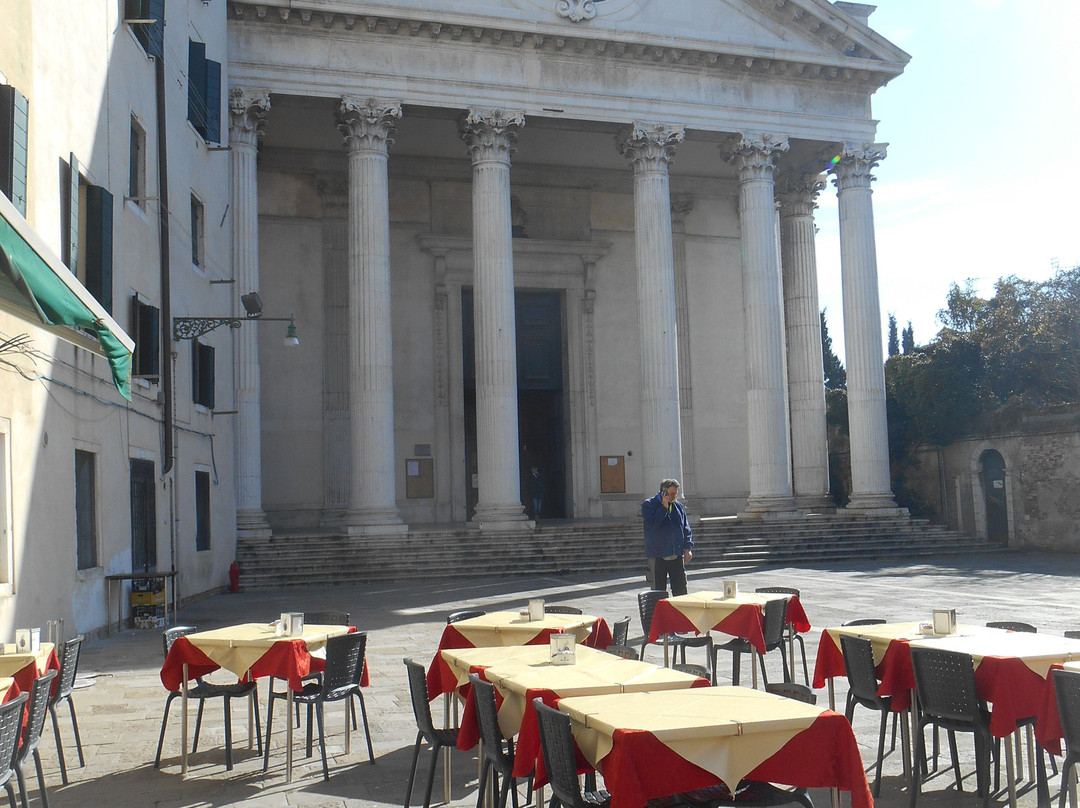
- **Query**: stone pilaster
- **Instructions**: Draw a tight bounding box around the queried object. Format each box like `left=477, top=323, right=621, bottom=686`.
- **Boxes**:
left=830, top=143, right=898, bottom=511
left=777, top=173, right=832, bottom=510
left=617, top=122, right=685, bottom=493
left=671, top=194, right=697, bottom=501
left=460, top=109, right=531, bottom=530
left=725, top=133, right=797, bottom=514
left=228, top=87, right=271, bottom=537
left=337, top=98, right=406, bottom=533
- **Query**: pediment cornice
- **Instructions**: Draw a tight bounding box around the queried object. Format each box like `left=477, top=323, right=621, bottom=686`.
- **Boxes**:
left=227, top=0, right=908, bottom=92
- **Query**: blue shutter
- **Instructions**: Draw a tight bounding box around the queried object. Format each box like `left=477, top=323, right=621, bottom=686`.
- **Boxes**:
left=85, top=186, right=114, bottom=313
left=205, top=58, right=221, bottom=144
left=188, top=40, right=208, bottom=137
left=132, top=296, right=160, bottom=379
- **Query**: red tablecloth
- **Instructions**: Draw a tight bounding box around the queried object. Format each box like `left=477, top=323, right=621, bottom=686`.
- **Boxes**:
left=649, top=594, right=810, bottom=654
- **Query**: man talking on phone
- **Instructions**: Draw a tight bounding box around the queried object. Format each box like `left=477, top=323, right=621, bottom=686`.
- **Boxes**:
left=641, top=478, right=693, bottom=596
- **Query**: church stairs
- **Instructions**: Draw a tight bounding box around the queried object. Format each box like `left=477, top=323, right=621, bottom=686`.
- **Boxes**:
left=234, top=514, right=1002, bottom=591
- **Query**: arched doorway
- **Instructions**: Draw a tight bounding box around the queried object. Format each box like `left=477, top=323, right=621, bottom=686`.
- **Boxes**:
left=980, top=449, right=1008, bottom=541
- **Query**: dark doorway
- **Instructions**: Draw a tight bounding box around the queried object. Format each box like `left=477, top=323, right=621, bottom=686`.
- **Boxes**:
left=130, top=458, right=157, bottom=571
left=980, top=449, right=1008, bottom=542
left=462, top=289, right=567, bottom=520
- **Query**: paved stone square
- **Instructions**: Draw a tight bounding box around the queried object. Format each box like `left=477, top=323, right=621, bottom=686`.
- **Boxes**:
left=35, top=551, right=1080, bottom=807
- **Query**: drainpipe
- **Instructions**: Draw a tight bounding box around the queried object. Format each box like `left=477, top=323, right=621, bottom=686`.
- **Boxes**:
left=154, top=43, right=174, bottom=474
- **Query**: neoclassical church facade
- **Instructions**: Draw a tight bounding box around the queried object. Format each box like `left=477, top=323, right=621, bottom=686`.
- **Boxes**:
left=230, top=0, right=909, bottom=537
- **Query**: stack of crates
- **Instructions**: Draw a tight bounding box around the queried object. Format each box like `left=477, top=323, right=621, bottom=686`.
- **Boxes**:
left=131, top=578, right=165, bottom=629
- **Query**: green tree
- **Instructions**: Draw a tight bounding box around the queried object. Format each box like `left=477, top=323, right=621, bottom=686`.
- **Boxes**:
left=887, top=313, right=899, bottom=357
left=820, top=308, right=846, bottom=390
left=901, top=321, right=914, bottom=354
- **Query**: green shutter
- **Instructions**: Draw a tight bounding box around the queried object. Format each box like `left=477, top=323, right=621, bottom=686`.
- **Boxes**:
left=0, top=85, right=29, bottom=217
left=205, top=59, right=221, bottom=144
left=66, top=153, right=79, bottom=270
left=188, top=40, right=207, bottom=137
left=85, top=185, right=113, bottom=312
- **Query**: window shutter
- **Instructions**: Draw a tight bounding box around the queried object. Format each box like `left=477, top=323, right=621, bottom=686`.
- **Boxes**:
left=205, top=59, right=221, bottom=143
left=85, top=186, right=114, bottom=313
left=0, top=85, right=29, bottom=217
left=132, top=296, right=160, bottom=379
left=193, top=342, right=215, bottom=409
left=129, top=0, right=165, bottom=59
left=187, top=40, right=208, bottom=137
left=65, top=153, right=80, bottom=270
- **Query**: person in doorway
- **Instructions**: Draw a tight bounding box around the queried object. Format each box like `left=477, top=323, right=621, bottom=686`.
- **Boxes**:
left=526, top=466, right=544, bottom=519
left=641, top=478, right=693, bottom=596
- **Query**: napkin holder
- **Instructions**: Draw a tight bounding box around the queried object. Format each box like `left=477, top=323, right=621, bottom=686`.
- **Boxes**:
left=723, top=581, right=738, bottom=599
left=528, top=599, right=545, bottom=621
left=932, top=609, right=957, bottom=636
left=280, top=612, right=305, bottom=637
left=550, top=633, right=576, bottom=665
left=15, top=628, right=40, bottom=653
left=0, top=643, right=15, bottom=655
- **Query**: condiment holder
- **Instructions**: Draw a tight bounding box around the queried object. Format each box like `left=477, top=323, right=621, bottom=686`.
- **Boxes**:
left=723, top=581, right=738, bottom=599
left=14, top=628, right=40, bottom=653
left=528, top=599, right=545, bottom=621
left=550, top=633, right=576, bottom=665
left=932, top=608, right=957, bottom=635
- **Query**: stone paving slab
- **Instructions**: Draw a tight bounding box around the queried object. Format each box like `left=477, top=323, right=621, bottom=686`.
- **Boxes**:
left=31, top=550, right=1080, bottom=808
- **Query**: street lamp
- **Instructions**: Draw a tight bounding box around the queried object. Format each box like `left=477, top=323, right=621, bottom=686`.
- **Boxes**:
left=173, top=291, right=300, bottom=346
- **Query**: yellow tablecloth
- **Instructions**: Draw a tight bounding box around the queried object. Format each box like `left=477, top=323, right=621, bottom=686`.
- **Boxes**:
left=0, top=642, right=56, bottom=679
left=450, top=611, right=598, bottom=649
left=183, top=623, right=350, bottom=678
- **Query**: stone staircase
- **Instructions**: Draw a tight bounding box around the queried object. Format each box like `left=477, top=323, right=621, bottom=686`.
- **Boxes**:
left=234, top=513, right=1002, bottom=591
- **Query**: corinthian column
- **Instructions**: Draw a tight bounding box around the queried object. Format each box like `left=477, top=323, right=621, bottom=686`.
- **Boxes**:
left=777, top=173, right=831, bottom=510
left=830, top=143, right=897, bottom=511
left=725, top=133, right=796, bottom=513
left=229, top=88, right=271, bottom=538
left=460, top=109, right=530, bottom=529
left=617, top=123, right=685, bottom=492
left=337, top=98, right=406, bottom=533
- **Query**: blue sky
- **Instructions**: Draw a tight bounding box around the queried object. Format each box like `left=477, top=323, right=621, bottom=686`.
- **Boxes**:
left=814, top=0, right=1080, bottom=361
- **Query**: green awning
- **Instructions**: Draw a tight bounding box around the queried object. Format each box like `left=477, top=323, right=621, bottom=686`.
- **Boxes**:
left=0, top=194, right=133, bottom=400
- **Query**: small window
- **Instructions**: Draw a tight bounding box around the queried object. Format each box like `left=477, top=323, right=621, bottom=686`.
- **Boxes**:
left=131, top=295, right=160, bottom=380
left=190, top=193, right=204, bottom=268
left=192, top=340, right=215, bottom=409
left=187, top=40, right=221, bottom=143
left=75, top=450, right=98, bottom=570
left=127, top=0, right=165, bottom=59
left=194, top=470, right=211, bottom=551
left=0, top=84, right=29, bottom=217
left=84, top=186, right=114, bottom=312
left=129, top=115, right=146, bottom=205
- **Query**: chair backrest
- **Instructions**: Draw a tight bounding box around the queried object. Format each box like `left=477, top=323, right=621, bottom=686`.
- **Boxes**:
left=0, top=693, right=28, bottom=782
left=162, top=626, right=197, bottom=658
left=1066, top=631, right=1080, bottom=640
left=403, top=658, right=437, bottom=739
left=322, top=632, right=367, bottom=693
left=611, top=617, right=630, bottom=647
left=765, top=682, right=817, bottom=704
left=909, top=647, right=983, bottom=725
left=1053, top=668, right=1080, bottom=755
left=19, top=669, right=57, bottom=761
left=447, top=609, right=485, bottom=624
left=842, top=618, right=887, bottom=627
left=756, top=586, right=800, bottom=598
left=469, top=673, right=512, bottom=766
left=305, top=611, right=350, bottom=626
left=986, top=621, right=1037, bottom=633
left=545, top=605, right=583, bottom=615
left=839, top=634, right=881, bottom=704
left=761, top=597, right=789, bottom=650
left=54, top=635, right=83, bottom=701
left=672, top=663, right=711, bottom=680
left=603, top=644, right=639, bottom=660
left=534, top=698, right=589, bottom=808
left=637, top=590, right=668, bottom=637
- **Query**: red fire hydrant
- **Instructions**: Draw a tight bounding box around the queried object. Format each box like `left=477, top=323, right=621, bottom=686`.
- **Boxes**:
left=229, top=561, right=241, bottom=593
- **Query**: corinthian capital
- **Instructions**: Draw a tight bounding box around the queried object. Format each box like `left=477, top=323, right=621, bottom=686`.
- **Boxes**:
left=228, top=88, right=271, bottom=147
left=724, top=133, right=790, bottom=183
left=617, top=123, right=686, bottom=173
left=338, top=98, right=403, bottom=154
left=776, top=173, right=827, bottom=216
left=460, top=109, right=525, bottom=165
left=830, top=142, right=887, bottom=191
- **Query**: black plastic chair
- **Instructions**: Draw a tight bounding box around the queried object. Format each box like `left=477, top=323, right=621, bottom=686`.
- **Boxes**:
left=712, top=597, right=789, bottom=687
left=14, top=669, right=56, bottom=808
left=305, top=611, right=351, bottom=626
left=603, top=645, right=640, bottom=660
left=404, top=658, right=460, bottom=808
left=908, top=647, right=994, bottom=808
left=264, top=631, right=368, bottom=779
left=0, top=694, right=28, bottom=808
left=636, top=590, right=711, bottom=668
left=841, top=618, right=887, bottom=627
left=448, top=609, right=486, bottom=624
left=765, top=682, right=817, bottom=705
left=1065, top=631, right=1080, bottom=640
left=678, top=780, right=814, bottom=808
left=533, top=698, right=609, bottom=808
left=1053, top=667, right=1080, bottom=808
left=154, top=626, right=262, bottom=770
left=840, top=634, right=908, bottom=797
left=611, top=617, right=630, bottom=647
left=48, top=636, right=86, bottom=785
left=755, top=587, right=808, bottom=686
left=469, top=673, right=525, bottom=808
left=545, top=606, right=583, bottom=615
left=673, top=663, right=712, bottom=680
left=986, top=621, right=1037, bottom=633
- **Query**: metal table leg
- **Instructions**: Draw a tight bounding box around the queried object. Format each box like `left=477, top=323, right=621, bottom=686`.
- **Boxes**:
left=181, top=663, right=189, bottom=776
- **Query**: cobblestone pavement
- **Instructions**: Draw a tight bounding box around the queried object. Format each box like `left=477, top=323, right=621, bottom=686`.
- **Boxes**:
left=36, top=550, right=1080, bottom=807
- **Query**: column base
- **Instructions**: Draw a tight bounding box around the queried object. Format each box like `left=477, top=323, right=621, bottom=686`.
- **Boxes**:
left=741, top=494, right=799, bottom=516
left=845, top=491, right=903, bottom=514
left=794, top=494, right=836, bottom=513
left=320, top=509, right=350, bottom=531
left=342, top=507, right=408, bottom=536
left=236, top=510, right=272, bottom=539
left=473, top=504, right=533, bottom=532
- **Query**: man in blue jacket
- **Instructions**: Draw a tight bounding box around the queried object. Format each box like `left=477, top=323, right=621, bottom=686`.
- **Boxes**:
left=641, top=478, right=693, bottom=596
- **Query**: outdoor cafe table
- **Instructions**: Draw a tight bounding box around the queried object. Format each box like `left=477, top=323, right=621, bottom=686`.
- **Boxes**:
left=555, top=687, right=872, bottom=808
left=648, top=591, right=811, bottom=661
left=440, top=644, right=709, bottom=779
left=0, top=642, right=60, bottom=698
left=159, top=622, right=355, bottom=780
left=426, top=611, right=613, bottom=698
left=1034, top=660, right=1080, bottom=756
